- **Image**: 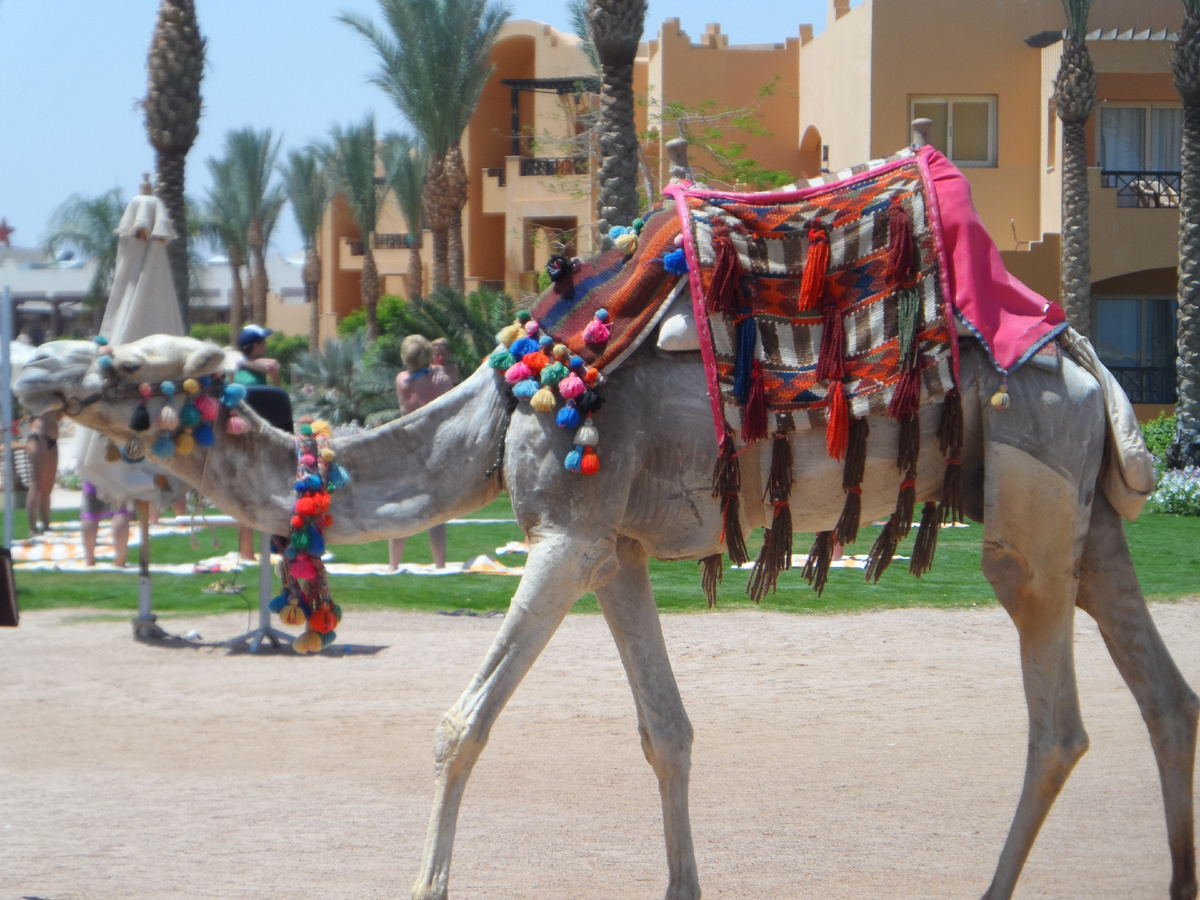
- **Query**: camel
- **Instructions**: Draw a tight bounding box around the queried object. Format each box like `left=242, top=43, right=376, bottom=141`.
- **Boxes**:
left=12, top=324, right=1199, bottom=900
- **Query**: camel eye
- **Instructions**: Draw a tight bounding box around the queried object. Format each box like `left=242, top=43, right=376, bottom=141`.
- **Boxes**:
left=119, top=361, right=141, bottom=375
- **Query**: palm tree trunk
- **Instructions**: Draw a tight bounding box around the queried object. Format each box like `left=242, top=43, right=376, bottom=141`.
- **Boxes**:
left=362, top=246, right=380, bottom=341
left=229, top=260, right=245, bottom=342
left=446, top=145, right=469, bottom=293
left=407, top=245, right=424, bottom=301
left=1060, top=120, right=1092, bottom=336
left=248, top=217, right=267, bottom=324
left=156, top=150, right=191, bottom=328
left=424, top=156, right=453, bottom=290
left=306, top=248, right=322, bottom=352
left=1172, top=11, right=1200, bottom=468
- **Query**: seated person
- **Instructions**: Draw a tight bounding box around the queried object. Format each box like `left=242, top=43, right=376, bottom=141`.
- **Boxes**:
left=234, top=324, right=281, bottom=386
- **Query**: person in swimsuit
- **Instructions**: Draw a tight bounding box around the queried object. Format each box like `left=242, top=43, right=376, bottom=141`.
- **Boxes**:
left=80, top=481, right=130, bottom=567
left=389, top=335, right=455, bottom=571
left=24, top=411, right=61, bottom=535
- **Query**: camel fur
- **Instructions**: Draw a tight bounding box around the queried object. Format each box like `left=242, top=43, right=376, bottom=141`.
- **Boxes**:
left=14, top=331, right=1199, bottom=900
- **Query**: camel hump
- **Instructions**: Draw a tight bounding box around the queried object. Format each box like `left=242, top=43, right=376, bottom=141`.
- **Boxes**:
left=1061, top=328, right=1156, bottom=520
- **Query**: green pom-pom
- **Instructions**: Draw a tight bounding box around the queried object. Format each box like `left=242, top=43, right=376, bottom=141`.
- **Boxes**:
left=300, top=424, right=313, bottom=436
left=488, top=348, right=516, bottom=370
left=540, top=361, right=569, bottom=387
left=517, top=310, right=531, bottom=324
left=632, top=217, right=645, bottom=233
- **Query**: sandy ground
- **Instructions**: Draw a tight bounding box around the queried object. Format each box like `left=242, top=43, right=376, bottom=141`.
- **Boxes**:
left=2, top=600, right=1200, bottom=899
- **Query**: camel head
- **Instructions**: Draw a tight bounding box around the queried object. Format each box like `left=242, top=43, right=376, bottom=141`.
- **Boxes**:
left=14, top=334, right=228, bottom=417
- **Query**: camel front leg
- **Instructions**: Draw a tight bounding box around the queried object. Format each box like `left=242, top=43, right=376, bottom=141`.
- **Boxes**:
left=980, top=444, right=1091, bottom=900
left=411, top=534, right=618, bottom=900
left=594, top=537, right=700, bottom=900
left=1076, top=493, right=1200, bottom=900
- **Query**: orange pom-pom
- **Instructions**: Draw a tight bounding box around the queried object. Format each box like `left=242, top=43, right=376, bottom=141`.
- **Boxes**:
left=295, top=497, right=317, bottom=517
left=584, top=368, right=599, bottom=384
left=309, top=606, right=337, bottom=633
left=290, top=515, right=305, bottom=530
left=581, top=446, right=599, bottom=475
left=322, top=515, right=333, bottom=527
left=522, top=351, right=549, bottom=375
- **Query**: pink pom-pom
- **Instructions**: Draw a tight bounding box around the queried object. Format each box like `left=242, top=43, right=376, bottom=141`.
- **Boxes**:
left=504, top=362, right=532, bottom=384
left=301, top=453, right=317, bottom=468
left=674, top=233, right=684, bottom=247
left=139, top=383, right=153, bottom=399
left=582, top=319, right=610, bottom=343
left=157, top=405, right=179, bottom=431
left=225, top=413, right=249, bottom=435
left=525, top=320, right=540, bottom=335
left=194, top=394, right=220, bottom=421
left=290, top=554, right=316, bottom=580
left=558, top=372, right=586, bottom=399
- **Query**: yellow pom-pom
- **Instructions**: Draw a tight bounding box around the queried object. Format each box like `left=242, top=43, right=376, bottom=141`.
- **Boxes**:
left=498, top=323, right=523, bottom=347
left=279, top=602, right=306, bottom=627
left=292, top=630, right=324, bottom=654
left=310, top=419, right=332, bottom=437
left=320, top=448, right=335, bottom=462
left=175, top=429, right=196, bottom=456
left=614, top=232, right=638, bottom=255
left=104, top=442, right=122, bottom=463
left=990, top=386, right=1010, bottom=410
left=182, top=378, right=200, bottom=395
left=530, top=386, right=557, bottom=413
left=552, top=343, right=570, bottom=361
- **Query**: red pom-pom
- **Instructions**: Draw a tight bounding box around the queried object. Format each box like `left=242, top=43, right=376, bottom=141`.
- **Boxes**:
left=295, top=497, right=318, bottom=517
left=581, top=447, right=599, bottom=475
left=290, top=554, right=316, bottom=580
left=290, top=515, right=305, bottom=530
left=522, top=352, right=549, bottom=376
left=323, top=515, right=333, bottom=527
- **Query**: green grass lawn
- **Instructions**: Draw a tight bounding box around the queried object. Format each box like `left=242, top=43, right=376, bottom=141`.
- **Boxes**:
left=5, top=495, right=1199, bottom=620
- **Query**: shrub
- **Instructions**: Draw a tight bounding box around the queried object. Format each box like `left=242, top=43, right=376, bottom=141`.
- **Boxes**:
left=266, top=333, right=310, bottom=383
left=1148, top=466, right=1200, bottom=517
left=1141, top=412, right=1176, bottom=461
left=190, top=323, right=231, bottom=346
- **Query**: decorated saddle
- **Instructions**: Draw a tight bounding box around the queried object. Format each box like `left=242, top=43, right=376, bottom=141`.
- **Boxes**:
left=495, top=146, right=1067, bottom=601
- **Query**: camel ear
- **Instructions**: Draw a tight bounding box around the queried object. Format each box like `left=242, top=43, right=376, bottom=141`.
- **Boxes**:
left=183, top=344, right=228, bottom=378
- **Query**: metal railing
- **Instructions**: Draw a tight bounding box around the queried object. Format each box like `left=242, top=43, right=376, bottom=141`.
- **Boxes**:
left=519, top=156, right=588, bottom=177
left=485, top=166, right=507, bottom=187
left=374, top=232, right=419, bottom=250
left=1106, top=365, right=1176, bottom=404
left=1100, top=170, right=1182, bottom=208
left=348, top=240, right=365, bottom=257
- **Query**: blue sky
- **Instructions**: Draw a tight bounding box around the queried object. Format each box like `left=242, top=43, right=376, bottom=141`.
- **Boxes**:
left=0, top=1, right=835, bottom=257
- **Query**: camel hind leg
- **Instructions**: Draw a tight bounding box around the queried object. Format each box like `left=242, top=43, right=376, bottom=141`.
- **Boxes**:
left=1076, top=492, right=1200, bottom=900
left=980, top=442, right=1093, bottom=900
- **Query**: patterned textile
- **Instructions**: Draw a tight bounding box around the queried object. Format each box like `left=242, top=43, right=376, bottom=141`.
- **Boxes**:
left=529, top=206, right=682, bottom=371
left=664, top=149, right=956, bottom=445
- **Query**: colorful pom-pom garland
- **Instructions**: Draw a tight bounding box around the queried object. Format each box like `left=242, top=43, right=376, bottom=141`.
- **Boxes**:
left=490, top=310, right=608, bottom=475
left=271, top=419, right=349, bottom=654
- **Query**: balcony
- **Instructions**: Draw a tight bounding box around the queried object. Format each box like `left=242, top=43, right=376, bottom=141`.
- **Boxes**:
left=1107, top=365, right=1176, bottom=404
left=1101, top=171, right=1181, bottom=208
left=518, top=156, right=588, bottom=177
left=374, top=232, right=419, bottom=250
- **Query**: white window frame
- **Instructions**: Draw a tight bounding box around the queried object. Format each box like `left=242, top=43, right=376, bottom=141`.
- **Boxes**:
left=1097, top=101, right=1183, bottom=173
left=909, top=94, right=998, bottom=168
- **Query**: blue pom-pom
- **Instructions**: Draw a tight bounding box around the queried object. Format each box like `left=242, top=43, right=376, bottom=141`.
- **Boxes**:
left=595, top=308, right=608, bottom=322
left=295, top=479, right=308, bottom=492
left=564, top=446, right=583, bottom=472
left=195, top=423, right=215, bottom=447
left=98, top=355, right=114, bottom=369
left=308, top=531, right=325, bottom=557
left=512, top=379, right=539, bottom=400
left=160, top=381, right=176, bottom=396
left=538, top=334, right=553, bottom=347
left=321, top=631, right=337, bottom=648
left=609, top=225, right=629, bottom=238
left=93, top=335, right=109, bottom=346
left=556, top=405, right=581, bottom=429
left=307, top=473, right=323, bottom=491
left=269, top=593, right=289, bottom=613
left=285, top=545, right=299, bottom=560
left=663, top=248, right=689, bottom=275
left=327, top=464, right=350, bottom=490
left=199, top=375, right=212, bottom=387
left=509, top=336, right=539, bottom=358
left=222, top=383, right=247, bottom=407
left=570, top=355, right=584, bottom=369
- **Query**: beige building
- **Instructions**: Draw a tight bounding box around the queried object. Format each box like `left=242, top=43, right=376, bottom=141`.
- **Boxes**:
left=311, top=0, right=1184, bottom=415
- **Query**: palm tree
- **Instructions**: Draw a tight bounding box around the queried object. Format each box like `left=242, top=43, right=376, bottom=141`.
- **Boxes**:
left=1171, top=0, right=1200, bottom=468
left=1054, top=0, right=1097, bottom=336
left=587, top=0, right=647, bottom=238
left=201, top=158, right=251, bottom=341
left=143, top=0, right=205, bottom=327
left=382, top=132, right=428, bottom=301
left=322, top=117, right=388, bottom=340
left=44, top=188, right=127, bottom=313
left=290, top=331, right=400, bottom=425
left=382, top=284, right=515, bottom=372
left=567, top=0, right=600, bottom=72
left=280, top=149, right=333, bottom=352
left=340, top=0, right=510, bottom=293
left=224, top=128, right=286, bottom=325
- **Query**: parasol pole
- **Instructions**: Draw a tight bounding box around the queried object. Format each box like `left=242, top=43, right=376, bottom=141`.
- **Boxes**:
left=137, top=500, right=152, bottom=619
left=2, top=286, right=14, bottom=550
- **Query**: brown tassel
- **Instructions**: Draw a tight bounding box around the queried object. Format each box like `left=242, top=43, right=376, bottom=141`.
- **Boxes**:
left=740, top=359, right=768, bottom=444
left=886, top=197, right=916, bottom=285
left=939, top=458, right=963, bottom=525
left=815, top=299, right=846, bottom=382
left=895, top=474, right=917, bottom=538
left=712, top=429, right=750, bottom=566
left=937, top=389, right=963, bottom=457
left=888, top=365, right=921, bottom=420
left=707, top=227, right=743, bottom=317
left=768, top=432, right=794, bottom=502
left=802, top=530, right=836, bottom=596
left=700, top=554, right=724, bottom=608
left=825, top=381, right=849, bottom=461
left=842, top=417, right=869, bottom=491
left=747, top=503, right=793, bottom=602
left=909, top=501, right=941, bottom=576
left=798, top=225, right=829, bottom=311
left=865, top=516, right=899, bottom=583
left=835, top=486, right=862, bottom=546
left=721, top=493, right=749, bottom=566
left=896, top=412, right=920, bottom=472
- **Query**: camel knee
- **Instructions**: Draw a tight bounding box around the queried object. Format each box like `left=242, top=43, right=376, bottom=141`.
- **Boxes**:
left=638, top=715, right=694, bottom=782
left=433, top=711, right=487, bottom=779
left=1029, top=728, right=1089, bottom=792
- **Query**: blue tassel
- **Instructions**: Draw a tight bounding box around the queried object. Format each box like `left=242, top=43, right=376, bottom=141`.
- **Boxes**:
left=564, top=445, right=583, bottom=472
left=328, top=464, right=350, bottom=489
left=269, top=592, right=289, bottom=613
left=663, top=248, right=688, bottom=274
left=556, top=404, right=581, bottom=429
left=509, top=336, right=539, bottom=358
left=195, top=422, right=215, bottom=447
left=151, top=434, right=175, bottom=459
left=512, top=378, right=539, bottom=400
left=733, top=316, right=757, bottom=405
left=222, top=383, right=247, bottom=407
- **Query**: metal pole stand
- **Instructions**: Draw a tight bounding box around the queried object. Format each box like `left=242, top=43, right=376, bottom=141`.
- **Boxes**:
left=224, top=530, right=293, bottom=652
left=132, top=500, right=170, bottom=641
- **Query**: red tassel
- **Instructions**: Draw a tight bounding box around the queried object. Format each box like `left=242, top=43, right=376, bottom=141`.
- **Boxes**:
left=798, top=226, right=829, bottom=311
left=815, top=298, right=846, bottom=382
left=826, top=381, right=849, bottom=461
left=707, top=228, right=742, bottom=316
left=888, top=365, right=921, bottom=420
left=886, top=197, right=916, bottom=285
left=581, top=446, right=599, bottom=475
left=741, top=360, right=768, bottom=444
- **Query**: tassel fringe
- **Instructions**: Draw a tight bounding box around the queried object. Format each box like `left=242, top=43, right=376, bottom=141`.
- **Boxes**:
left=909, top=501, right=941, bottom=576
left=896, top=287, right=922, bottom=372
left=835, top=487, right=862, bottom=547
left=888, top=366, right=921, bottom=420
left=712, top=428, right=749, bottom=566
left=802, top=530, right=836, bottom=596
left=747, top=505, right=793, bottom=602
left=733, top=316, right=757, bottom=405
left=741, top=360, right=768, bottom=443
left=707, top=227, right=743, bottom=316
left=897, top=412, right=920, bottom=473
left=864, top=517, right=900, bottom=583
left=887, top=198, right=917, bottom=284
left=825, top=381, right=849, bottom=461
left=798, top=226, right=829, bottom=311
left=895, top=474, right=917, bottom=538
left=815, top=300, right=846, bottom=382
left=700, top=554, right=724, bottom=608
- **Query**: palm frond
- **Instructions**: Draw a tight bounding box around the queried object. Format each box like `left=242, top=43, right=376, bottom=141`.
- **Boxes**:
left=279, top=149, right=332, bottom=249
left=44, top=187, right=127, bottom=307
left=322, top=116, right=385, bottom=236
left=1060, top=0, right=1094, bottom=42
